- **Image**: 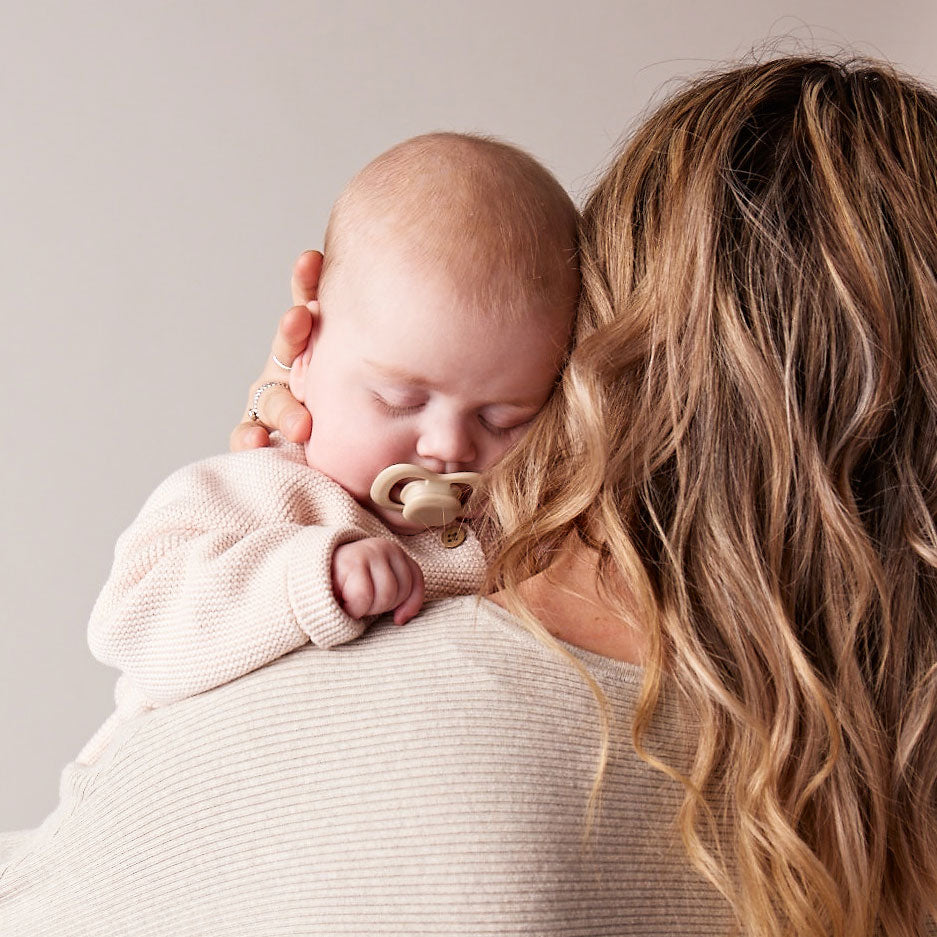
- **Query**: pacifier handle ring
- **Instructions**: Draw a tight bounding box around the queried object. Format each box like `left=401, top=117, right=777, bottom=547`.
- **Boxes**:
left=370, top=463, right=481, bottom=514
left=371, top=463, right=434, bottom=512
left=435, top=471, right=482, bottom=489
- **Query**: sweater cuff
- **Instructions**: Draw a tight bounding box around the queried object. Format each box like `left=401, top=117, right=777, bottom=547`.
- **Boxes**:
left=286, top=526, right=367, bottom=648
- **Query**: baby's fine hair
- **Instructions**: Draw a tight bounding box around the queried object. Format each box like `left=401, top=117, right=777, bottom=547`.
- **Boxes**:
left=321, top=132, right=580, bottom=321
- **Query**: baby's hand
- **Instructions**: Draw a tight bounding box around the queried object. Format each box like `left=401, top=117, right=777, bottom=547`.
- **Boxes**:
left=331, top=538, right=425, bottom=625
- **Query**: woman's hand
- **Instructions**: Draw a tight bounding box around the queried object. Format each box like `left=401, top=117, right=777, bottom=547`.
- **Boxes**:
left=230, top=251, right=322, bottom=452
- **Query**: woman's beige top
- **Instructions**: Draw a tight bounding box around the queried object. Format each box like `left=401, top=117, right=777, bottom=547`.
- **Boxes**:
left=0, top=597, right=731, bottom=936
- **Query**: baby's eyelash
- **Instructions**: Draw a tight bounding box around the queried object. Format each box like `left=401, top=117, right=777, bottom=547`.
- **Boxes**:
left=480, top=417, right=526, bottom=438
left=372, top=394, right=423, bottom=416
left=373, top=392, right=529, bottom=436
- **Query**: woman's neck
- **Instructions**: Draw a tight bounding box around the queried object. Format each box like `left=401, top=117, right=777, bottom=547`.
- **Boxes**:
left=488, top=540, right=647, bottom=666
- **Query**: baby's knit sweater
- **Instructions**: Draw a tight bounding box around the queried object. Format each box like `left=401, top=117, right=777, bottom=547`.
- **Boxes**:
left=81, top=438, right=486, bottom=762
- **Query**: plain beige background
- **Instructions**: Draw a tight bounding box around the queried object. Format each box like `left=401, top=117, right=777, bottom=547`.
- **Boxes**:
left=1, top=1, right=935, bottom=831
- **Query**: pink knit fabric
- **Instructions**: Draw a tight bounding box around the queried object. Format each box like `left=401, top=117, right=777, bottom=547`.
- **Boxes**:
left=80, top=438, right=485, bottom=764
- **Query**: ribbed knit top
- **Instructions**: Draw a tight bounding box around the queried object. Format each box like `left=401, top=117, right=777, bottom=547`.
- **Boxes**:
left=0, top=597, right=731, bottom=936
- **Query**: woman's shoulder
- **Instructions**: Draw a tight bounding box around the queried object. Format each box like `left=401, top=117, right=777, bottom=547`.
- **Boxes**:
left=7, top=596, right=728, bottom=936
left=447, top=595, right=646, bottom=684
left=386, top=594, right=646, bottom=708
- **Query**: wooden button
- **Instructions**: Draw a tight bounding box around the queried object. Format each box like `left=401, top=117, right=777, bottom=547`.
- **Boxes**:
left=440, top=525, right=467, bottom=548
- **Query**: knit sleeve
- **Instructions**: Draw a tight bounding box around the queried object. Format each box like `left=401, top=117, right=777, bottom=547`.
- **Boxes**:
left=87, top=445, right=371, bottom=705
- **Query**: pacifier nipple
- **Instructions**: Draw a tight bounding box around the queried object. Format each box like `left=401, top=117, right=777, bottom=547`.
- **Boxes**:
left=370, top=464, right=481, bottom=528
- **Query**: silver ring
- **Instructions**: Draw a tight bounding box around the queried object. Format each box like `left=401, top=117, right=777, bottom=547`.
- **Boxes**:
left=272, top=354, right=293, bottom=372
left=248, top=381, right=289, bottom=423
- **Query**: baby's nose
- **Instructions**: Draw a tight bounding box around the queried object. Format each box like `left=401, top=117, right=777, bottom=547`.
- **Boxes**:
left=416, top=420, right=476, bottom=470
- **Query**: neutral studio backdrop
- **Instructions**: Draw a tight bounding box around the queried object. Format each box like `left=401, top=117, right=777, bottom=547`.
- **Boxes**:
left=1, top=1, right=935, bottom=830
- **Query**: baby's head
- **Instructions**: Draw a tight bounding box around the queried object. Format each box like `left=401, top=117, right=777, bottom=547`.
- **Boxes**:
left=289, top=132, right=580, bottom=532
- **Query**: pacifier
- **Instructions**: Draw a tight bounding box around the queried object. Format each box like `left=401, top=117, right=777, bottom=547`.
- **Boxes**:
left=370, top=464, right=482, bottom=528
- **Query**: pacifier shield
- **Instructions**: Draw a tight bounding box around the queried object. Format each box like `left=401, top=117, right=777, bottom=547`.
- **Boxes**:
left=370, top=463, right=481, bottom=529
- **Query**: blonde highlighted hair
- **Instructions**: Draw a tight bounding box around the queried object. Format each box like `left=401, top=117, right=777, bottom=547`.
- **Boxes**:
left=486, top=57, right=937, bottom=937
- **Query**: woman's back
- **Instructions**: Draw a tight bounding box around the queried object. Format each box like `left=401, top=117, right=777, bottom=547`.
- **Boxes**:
left=0, top=597, right=732, bottom=936
left=487, top=56, right=937, bottom=936
left=0, top=598, right=728, bottom=937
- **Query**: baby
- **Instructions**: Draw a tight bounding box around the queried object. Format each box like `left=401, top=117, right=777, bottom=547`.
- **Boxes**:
left=79, top=134, right=579, bottom=763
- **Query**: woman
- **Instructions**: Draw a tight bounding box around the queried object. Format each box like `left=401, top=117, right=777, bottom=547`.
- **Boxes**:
left=2, top=56, right=935, bottom=936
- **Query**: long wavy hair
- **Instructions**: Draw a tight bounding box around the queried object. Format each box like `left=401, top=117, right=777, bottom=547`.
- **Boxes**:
left=485, top=57, right=937, bottom=937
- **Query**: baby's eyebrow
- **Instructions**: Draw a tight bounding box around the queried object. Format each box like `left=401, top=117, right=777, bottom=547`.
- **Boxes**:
left=365, top=360, right=437, bottom=389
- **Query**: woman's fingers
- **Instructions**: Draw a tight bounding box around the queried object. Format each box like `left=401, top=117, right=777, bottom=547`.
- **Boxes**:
left=270, top=303, right=316, bottom=376
left=245, top=379, right=311, bottom=442
left=230, top=377, right=310, bottom=449
left=231, top=251, right=322, bottom=453
left=290, top=250, right=323, bottom=306
left=230, top=421, right=272, bottom=453
left=235, top=303, right=316, bottom=446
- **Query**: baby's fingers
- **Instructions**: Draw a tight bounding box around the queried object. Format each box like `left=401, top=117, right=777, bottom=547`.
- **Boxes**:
left=392, top=556, right=425, bottom=626
left=332, top=541, right=424, bottom=623
left=366, top=553, right=412, bottom=617
left=337, top=566, right=375, bottom=620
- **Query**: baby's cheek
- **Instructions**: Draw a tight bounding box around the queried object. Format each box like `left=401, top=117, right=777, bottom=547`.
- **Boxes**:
left=482, top=428, right=529, bottom=469
left=304, top=422, right=365, bottom=493
left=333, top=435, right=391, bottom=499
